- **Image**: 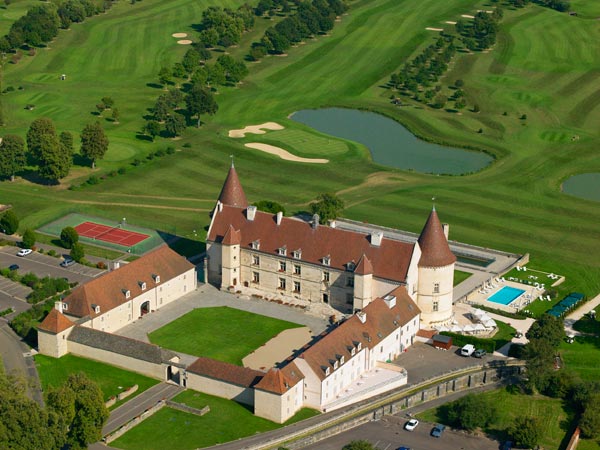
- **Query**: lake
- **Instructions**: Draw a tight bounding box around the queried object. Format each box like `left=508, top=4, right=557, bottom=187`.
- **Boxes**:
left=562, top=173, right=600, bottom=202
left=290, top=108, right=493, bottom=175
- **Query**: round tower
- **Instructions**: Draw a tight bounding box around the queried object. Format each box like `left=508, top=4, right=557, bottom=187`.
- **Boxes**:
left=416, top=207, right=456, bottom=327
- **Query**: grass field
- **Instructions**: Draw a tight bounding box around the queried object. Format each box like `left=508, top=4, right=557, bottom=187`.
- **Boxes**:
left=417, top=387, right=574, bottom=450
left=148, top=306, right=302, bottom=364
left=35, top=354, right=159, bottom=405
left=560, top=335, right=600, bottom=381
left=111, top=390, right=320, bottom=450
left=454, top=270, right=473, bottom=286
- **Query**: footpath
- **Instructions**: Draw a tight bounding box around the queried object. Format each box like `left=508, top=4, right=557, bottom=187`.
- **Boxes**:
left=564, top=293, right=600, bottom=336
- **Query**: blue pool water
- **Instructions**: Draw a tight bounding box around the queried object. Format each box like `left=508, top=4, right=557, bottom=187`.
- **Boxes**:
left=488, top=286, right=525, bottom=305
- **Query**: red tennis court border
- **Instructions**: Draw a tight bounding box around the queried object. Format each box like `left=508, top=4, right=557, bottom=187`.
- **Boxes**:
left=74, top=221, right=150, bottom=247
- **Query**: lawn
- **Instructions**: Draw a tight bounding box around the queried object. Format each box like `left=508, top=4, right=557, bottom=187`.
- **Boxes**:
left=148, top=306, right=303, bottom=364
left=35, top=354, right=159, bottom=405
left=454, top=270, right=472, bottom=286
left=417, top=387, right=573, bottom=450
left=110, top=390, right=319, bottom=450
left=560, top=335, right=600, bottom=381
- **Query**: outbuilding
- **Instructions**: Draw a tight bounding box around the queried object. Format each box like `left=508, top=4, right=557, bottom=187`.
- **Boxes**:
left=432, top=334, right=452, bottom=350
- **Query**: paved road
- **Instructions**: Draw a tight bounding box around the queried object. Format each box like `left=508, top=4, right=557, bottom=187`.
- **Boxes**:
left=102, top=382, right=183, bottom=436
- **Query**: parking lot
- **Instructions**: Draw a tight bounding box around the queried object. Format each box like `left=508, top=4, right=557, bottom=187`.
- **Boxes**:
left=0, top=246, right=104, bottom=283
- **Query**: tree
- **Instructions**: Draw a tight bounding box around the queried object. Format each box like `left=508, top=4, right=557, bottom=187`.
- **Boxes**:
left=526, top=314, right=564, bottom=349
left=70, top=242, right=84, bottom=262
left=185, top=85, right=218, bottom=128
left=101, top=97, right=114, bottom=109
left=579, top=395, right=600, bottom=439
left=27, top=117, right=57, bottom=162
left=80, top=122, right=109, bottom=169
left=158, top=67, right=172, bottom=86
left=0, top=210, right=19, bottom=234
left=433, top=94, right=447, bottom=109
left=254, top=200, right=286, bottom=215
left=111, top=108, right=120, bottom=123
left=0, top=134, right=26, bottom=181
left=342, top=441, right=375, bottom=450
left=60, top=226, right=79, bottom=249
left=165, top=113, right=186, bottom=137
left=59, top=131, right=74, bottom=154
left=38, top=133, right=72, bottom=183
left=309, top=193, right=345, bottom=224
left=144, top=121, right=161, bottom=140
left=22, top=229, right=36, bottom=249
left=510, top=416, right=542, bottom=449
left=182, top=48, right=201, bottom=73
left=446, top=393, right=497, bottom=430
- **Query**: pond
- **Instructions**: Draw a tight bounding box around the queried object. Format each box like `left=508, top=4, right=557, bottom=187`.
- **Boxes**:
left=562, top=173, right=600, bottom=202
left=290, top=108, right=493, bottom=175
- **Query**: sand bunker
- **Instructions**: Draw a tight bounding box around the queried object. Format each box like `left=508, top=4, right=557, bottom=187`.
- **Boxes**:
left=228, top=122, right=284, bottom=138
left=445, top=21, right=457, bottom=24
left=172, top=33, right=187, bottom=38
left=177, top=40, right=192, bottom=45
left=461, top=14, right=475, bottom=18
left=243, top=327, right=312, bottom=370
left=426, top=27, right=444, bottom=31
left=245, top=143, right=329, bottom=164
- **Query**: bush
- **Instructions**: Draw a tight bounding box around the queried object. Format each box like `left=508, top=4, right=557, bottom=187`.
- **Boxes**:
left=132, top=159, right=142, bottom=166
left=155, top=148, right=166, bottom=157
left=117, top=167, right=127, bottom=175
left=87, top=175, right=100, bottom=185
left=60, top=227, right=79, bottom=249
left=96, top=261, right=107, bottom=270
left=165, top=146, right=175, bottom=155
left=21, top=272, right=39, bottom=288
left=0, top=210, right=19, bottom=235
left=182, top=143, right=191, bottom=148
left=70, top=243, right=84, bottom=262
left=22, top=228, right=36, bottom=249
left=440, top=332, right=496, bottom=353
left=47, top=249, right=57, bottom=257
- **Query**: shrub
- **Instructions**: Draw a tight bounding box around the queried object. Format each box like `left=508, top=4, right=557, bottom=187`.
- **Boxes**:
left=0, top=210, right=19, bottom=235
left=165, top=146, right=175, bottom=155
left=96, top=261, right=107, bottom=270
left=132, top=159, right=142, bottom=166
left=87, top=175, right=100, bottom=185
left=70, top=243, right=84, bottom=262
left=22, top=228, right=36, bottom=249
left=117, top=167, right=126, bottom=175
left=47, top=249, right=56, bottom=257
left=108, top=170, right=117, bottom=177
left=60, top=227, right=79, bottom=249
left=21, top=272, right=39, bottom=288
left=182, top=143, right=191, bottom=148
left=440, top=332, right=496, bottom=352
left=155, top=149, right=166, bottom=157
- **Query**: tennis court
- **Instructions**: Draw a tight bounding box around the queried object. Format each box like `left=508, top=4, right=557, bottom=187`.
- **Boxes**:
left=74, top=222, right=149, bottom=247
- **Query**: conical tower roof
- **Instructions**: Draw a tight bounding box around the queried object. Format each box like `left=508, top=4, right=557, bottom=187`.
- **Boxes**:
left=217, top=163, right=248, bottom=208
left=417, top=207, right=456, bottom=267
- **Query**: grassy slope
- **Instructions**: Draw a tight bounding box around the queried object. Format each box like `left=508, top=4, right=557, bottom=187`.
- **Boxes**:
left=148, top=306, right=302, bottom=364
left=0, top=0, right=597, bottom=302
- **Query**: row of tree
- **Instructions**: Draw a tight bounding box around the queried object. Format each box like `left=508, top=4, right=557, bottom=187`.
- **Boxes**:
left=0, top=0, right=114, bottom=53
left=250, top=0, right=347, bottom=59
left=197, top=5, right=255, bottom=49
left=508, top=0, right=570, bottom=12
left=0, top=365, right=108, bottom=450
left=0, top=118, right=109, bottom=183
left=455, top=8, right=503, bottom=51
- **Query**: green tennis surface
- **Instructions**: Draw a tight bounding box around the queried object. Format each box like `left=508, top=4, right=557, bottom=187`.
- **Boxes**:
left=37, top=213, right=172, bottom=255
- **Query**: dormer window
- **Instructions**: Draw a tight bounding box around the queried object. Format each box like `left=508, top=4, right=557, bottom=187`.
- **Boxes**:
left=251, top=240, right=260, bottom=250
left=278, top=246, right=287, bottom=256
left=63, top=303, right=68, bottom=311
left=351, top=347, right=355, bottom=356
left=333, top=361, right=338, bottom=370
left=293, top=249, right=302, bottom=259
left=325, top=367, right=330, bottom=376
left=356, top=342, right=362, bottom=351
left=323, top=255, right=330, bottom=266
left=346, top=261, right=356, bottom=271
left=340, top=355, right=345, bottom=365
left=152, top=274, right=160, bottom=283
left=139, top=281, right=146, bottom=291
left=122, top=289, right=131, bottom=299
left=92, top=304, right=100, bottom=314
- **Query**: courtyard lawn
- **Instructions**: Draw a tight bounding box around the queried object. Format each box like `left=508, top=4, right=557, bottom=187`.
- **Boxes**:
left=111, top=390, right=319, bottom=450
left=453, top=270, right=473, bottom=286
left=148, top=307, right=303, bottom=365
left=35, top=354, right=159, bottom=405
left=417, top=387, right=573, bottom=450
left=560, top=336, right=600, bottom=381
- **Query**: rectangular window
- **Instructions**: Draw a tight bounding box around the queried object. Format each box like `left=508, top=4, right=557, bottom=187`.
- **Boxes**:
left=294, top=264, right=301, bottom=275
left=346, top=293, right=353, bottom=305
left=279, top=278, right=286, bottom=290
left=279, top=261, right=287, bottom=272
left=293, top=281, right=301, bottom=293
left=252, top=272, right=260, bottom=284
left=323, top=271, right=330, bottom=282
left=252, top=255, right=260, bottom=266
left=433, top=301, right=439, bottom=312
left=278, top=247, right=286, bottom=256
left=434, top=282, right=440, bottom=293
left=347, top=275, right=354, bottom=287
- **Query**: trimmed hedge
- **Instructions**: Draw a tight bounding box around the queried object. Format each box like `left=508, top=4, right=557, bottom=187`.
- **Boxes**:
left=441, top=332, right=496, bottom=353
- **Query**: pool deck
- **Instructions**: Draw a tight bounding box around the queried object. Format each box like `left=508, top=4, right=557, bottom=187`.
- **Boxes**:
left=462, top=279, right=543, bottom=313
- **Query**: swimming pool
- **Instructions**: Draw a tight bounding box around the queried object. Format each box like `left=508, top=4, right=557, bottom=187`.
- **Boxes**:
left=488, top=286, right=525, bottom=305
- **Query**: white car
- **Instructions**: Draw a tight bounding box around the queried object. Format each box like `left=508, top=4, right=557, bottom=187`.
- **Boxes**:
left=404, top=418, right=419, bottom=431
left=16, top=248, right=33, bottom=257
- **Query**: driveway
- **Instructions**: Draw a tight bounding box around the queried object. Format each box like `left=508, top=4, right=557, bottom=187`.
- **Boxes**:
left=0, top=245, right=104, bottom=284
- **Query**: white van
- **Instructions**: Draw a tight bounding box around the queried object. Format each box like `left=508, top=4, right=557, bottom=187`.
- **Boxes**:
left=460, top=344, right=475, bottom=356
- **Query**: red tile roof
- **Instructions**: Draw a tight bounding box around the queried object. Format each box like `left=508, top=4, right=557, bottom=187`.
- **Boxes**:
left=208, top=206, right=414, bottom=283
left=354, top=254, right=373, bottom=275
left=222, top=225, right=241, bottom=245
left=417, top=207, right=456, bottom=268
left=254, top=362, right=304, bottom=395
left=38, top=308, right=74, bottom=334
left=218, top=164, right=248, bottom=208
left=297, top=286, right=420, bottom=381
left=187, top=357, right=264, bottom=387
left=62, top=245, right=195, bottom=319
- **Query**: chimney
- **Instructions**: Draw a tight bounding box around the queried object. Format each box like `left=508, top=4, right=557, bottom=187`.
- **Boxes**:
left=442, top=223, right=449, bottom=239
left=329, top=220, right=336, bottom=228
left=55, top=301, right=63, bottom=313
left=383, top=294, right=396, bottom=309
left=357, top=311, right=367, bottom=324
left=276, top=211, right=283, bottom=226
left=311, top=214, right=320, bottom=229
left=371, top=231, right=383, bottom=246
left=218, top=201, right=223, bottom=212
left=246, top=205, right=257, bottom=221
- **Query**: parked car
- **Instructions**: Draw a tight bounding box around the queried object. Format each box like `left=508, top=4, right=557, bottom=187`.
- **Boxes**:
left=16, top=248, right=32, bottom=257
left=460, top=344, right=475, bottom=356
left=473, top=348, right=487, bottom=358
left=502, top=441, right=513, bottom=450
left=9, top=264, right=19, bottom=271
left=60, top=258, right=75, bottom=267
left=396, top=447, right=411, bottom=450
left=431, top=423, right=446, bottom=438
left=404, top=419, right=419, bottom=431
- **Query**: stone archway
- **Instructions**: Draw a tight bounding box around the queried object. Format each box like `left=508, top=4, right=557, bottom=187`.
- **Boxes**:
left=140, top=301, right=150, bottom=316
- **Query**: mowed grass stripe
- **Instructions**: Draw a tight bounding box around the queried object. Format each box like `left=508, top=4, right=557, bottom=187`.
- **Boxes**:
left=148, top=307, right=303, bottom=365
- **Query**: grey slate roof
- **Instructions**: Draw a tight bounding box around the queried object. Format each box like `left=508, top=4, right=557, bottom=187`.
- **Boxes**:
left=68, top=326, right=177, bottom=364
